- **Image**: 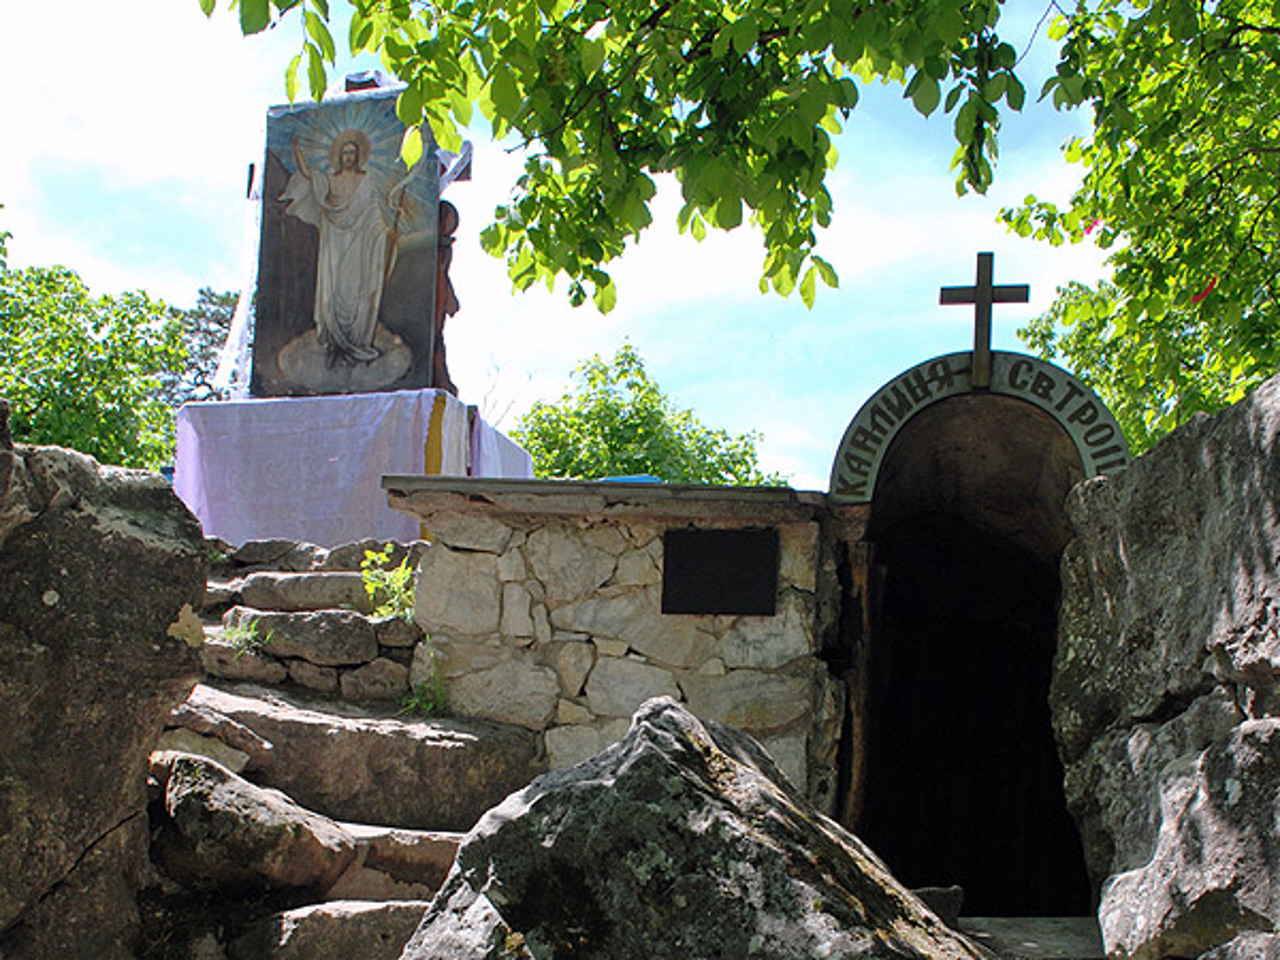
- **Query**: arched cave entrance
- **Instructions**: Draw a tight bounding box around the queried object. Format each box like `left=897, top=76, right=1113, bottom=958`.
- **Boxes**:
left=854, top=394, right=1093, bottom=916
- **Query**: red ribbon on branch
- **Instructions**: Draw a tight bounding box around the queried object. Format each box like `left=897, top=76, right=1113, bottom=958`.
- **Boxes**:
left=1191, top=274, right=1218, bottom=304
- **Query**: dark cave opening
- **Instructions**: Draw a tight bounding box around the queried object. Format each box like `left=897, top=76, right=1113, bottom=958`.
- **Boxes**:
left=856, top=512, right=1092, bottom=916
left=848, top=394, right=1096, bottom=917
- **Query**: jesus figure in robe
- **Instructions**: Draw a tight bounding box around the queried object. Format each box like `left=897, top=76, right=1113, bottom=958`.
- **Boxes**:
left=281, top=130, right=406, bottom=367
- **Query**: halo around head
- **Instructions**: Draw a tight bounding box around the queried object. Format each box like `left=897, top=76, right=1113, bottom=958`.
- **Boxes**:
left=329, top=129, right=373, bottom=172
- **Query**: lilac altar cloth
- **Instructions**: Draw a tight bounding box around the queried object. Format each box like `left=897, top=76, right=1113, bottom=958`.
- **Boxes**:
left=174, top=389, right=531, bottom=546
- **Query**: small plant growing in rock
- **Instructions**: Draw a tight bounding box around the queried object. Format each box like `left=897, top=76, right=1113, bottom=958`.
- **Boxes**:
left=501, top=930, right=532, bottom=958
left=399, top=638, right=448, bottom=718
left=222, top=621, right=268, bottom=658
left=361, top=543, right=415, bottom=622
left=399, top=671, right=447, bottom=719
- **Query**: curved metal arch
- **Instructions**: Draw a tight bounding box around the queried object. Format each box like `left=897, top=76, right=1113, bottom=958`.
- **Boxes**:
left=829, top=351, right=1129, bottom=503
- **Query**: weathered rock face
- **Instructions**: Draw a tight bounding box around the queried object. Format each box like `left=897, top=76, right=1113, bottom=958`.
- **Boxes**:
left=0, top=421, right=206, bottom=957
left=401, top=697, right=988, bottom=960
left=1100, top=720, right=1280, bottom=959
left=1053, top=372, right=1280, bottom=959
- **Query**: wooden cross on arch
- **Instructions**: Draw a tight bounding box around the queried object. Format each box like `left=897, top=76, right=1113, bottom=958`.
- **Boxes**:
left=939, top=252, right=1029, bottom=390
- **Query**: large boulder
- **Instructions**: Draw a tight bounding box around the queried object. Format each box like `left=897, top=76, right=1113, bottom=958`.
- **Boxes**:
left=401, top=697, right=988, bottom=960
left=1052, top=371, right=1280, bottom=958
left=0, top=415, right=206, bottom=957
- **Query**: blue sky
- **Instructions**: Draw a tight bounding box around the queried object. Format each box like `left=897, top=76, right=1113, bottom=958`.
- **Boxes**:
left=0, top=1, right=1107, bottom=490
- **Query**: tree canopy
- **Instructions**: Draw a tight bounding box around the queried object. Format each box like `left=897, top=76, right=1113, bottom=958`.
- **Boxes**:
left=0, top=221, right=232, bottom=468
left=158, top=288, right=238, bottom=408
left=511, top=343, right=784, bottom=484
left=208, top=0, right=1280, bottom=453
left=0, top=259, right=186, bottom=469
left=206, top=0, right=1027, bottom=310
left=1004, top=0, right=1280, bottom=452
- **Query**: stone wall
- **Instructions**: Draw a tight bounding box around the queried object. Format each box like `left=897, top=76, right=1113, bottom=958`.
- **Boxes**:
left=388, top=478, right=854, bottom=811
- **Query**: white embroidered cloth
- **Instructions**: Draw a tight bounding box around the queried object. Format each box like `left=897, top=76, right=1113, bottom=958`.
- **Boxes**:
left=174, top=389, right=469, bottom=546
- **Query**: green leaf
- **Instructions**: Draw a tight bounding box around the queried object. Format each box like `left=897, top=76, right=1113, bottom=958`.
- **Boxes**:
left=198, top=0, right=216, bottom=16
left=1006, top=76, right=1026, bottom=111
left=285, top=53, right=302, bottom=102
left=580, top=37, right=605, bottom=76
left=349, top=11, right=374, bottom=53
left=713, top=197, right=743, bottom=230
left=479, top=223, right=506, bottom=256
left=489, top=66, right=521, bottom=121
left=400, top=126, right=424, bottom=169
left=397, top=83, right=424, bottom=126
left=983, top=73, right=1007, bottom=104
left=800, top=263, right=817, bottom=308
left=911, top=72, right=940, bottom=116
left=592, top=277, right=617, bottom=313
left=304, top=10, right=336, bottom=62
left=429, top=109, right=463, bottom=151
left=730, top=16, right=759, bottom=56
left=711, top=25, right=732, bottom=59
left=239, top=0, right=270, bottom=34
left=306, top=43, right=326, bottom=99
left=812, top=255, right=838, bottom=287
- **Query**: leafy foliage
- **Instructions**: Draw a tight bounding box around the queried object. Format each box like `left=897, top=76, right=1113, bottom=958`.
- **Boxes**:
left=359, top=544, right=446, bottom=716
left=223, top=620, right=271, bottom=657
left=1004, top=0, right=1280, bottom=452
left=361, top=543, right=417, bottom=621
left=399, top=674, right=447, bottom=717
left=203, top=0, right=1029, bottom=310
left=511, top=343, right=784, bottom=485
left=0, top=260, right=187, bottom=469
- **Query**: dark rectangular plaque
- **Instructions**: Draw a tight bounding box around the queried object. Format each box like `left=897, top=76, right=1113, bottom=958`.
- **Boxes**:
left=251, top=87, right=441, bottom=396
left=661, top=528, right=779, bottom=615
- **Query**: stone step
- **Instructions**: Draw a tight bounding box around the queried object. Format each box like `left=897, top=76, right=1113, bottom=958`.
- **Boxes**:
left=174, top=682, right=546, bottom=832
left=225, top=605, right=423, bottom=661
left=203, top=575, right=243, bottom=615
left=152, top=750, right=462, bottom=901
left=207, top=536, right=427, bottom=577
left=328, top=823, right=461, bottom=901
left=227, top=899, right=429, bottom=960
left=145, top=748, right=458, bottom=958
left=238, top=570, right=375, bottom=613
left=198, top=609, right=425, bottom=699
left=202, top=539, right=428, bottom=618
left=958, top=917, right=1104, bottom=960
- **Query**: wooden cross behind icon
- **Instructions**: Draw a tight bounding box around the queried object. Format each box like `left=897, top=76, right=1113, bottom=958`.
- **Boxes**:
left=939, top=252, right=1030, bottom=389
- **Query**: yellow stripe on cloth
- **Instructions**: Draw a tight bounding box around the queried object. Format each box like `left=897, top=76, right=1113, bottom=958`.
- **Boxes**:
left=424, top=391, right=448, bottom=475
left=420, top=392, right=449, bottom=539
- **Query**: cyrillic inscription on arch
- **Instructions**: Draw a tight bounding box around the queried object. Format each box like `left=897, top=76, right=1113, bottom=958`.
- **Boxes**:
left=829, top=351, right=1129, bottom=502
